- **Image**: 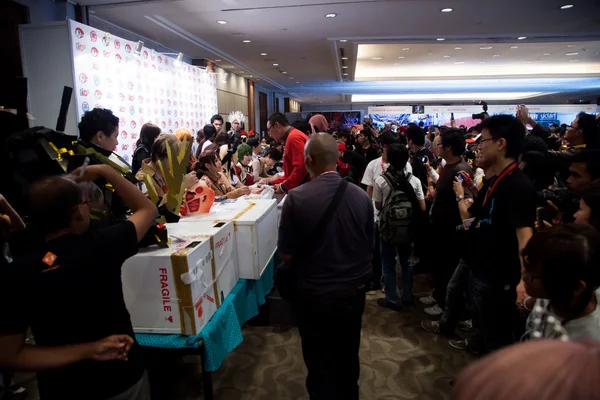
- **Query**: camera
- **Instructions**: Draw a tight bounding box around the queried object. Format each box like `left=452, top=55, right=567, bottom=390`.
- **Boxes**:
left=536, top=187, right=571, bottom=208
left=472, top=101, right=489, bottom=120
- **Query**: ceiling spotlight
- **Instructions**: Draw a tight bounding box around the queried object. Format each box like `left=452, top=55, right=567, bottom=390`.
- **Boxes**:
left=341, top=57, right=348, bottom=60
left=493, top=54, right=500, bottom=57
left=570, top=59, right=579, bottom=62
left=296, top=81, right=300, bottom=83
left=480, top=46, right=493, bottom=50
left=437, top=38, right=446, bottom=41
left=560, top=4, right=573, bottom=9
left=174, top=52, right=183, bottom=67
left=260, top=52, right=267, bottom=56
left=282, top=71, right=288, bottom=74
left=441, top=8, right=453, bottom=12
left=455, top=47, right=463, bottom=50
left=518, top=36, right=527, bottom=40
left=214, top=59, right=222, bottom=62
left=340, top=39, right=348, bottom=42
left=454, top=61, right=464, bottom=64
left=567, top=45, right=576, bottom=48
left=342, top=66, right=349, bottom=68
left=443, top=55, right=450, bottom=58
left=402, top=48, right=410, bottom=51
left=371, top=57, right=383, bottom=60
left=511, top=46, right=519, bottom=49
left=242, top=40, right=251, bottom=43
left=133, top=40, right=143, bottom=57
left=216, top=20, right=227, bottom=24
left=289, top=77, right=294, bottom=79
left=566, top=52, right=579, bottom=56
left=273, top=63, right=279, bottom=66
left=398, top=56, right=405, bottom=59
left=325, top=13, right=337, bottom=18
left=343, top=73, right=348, bottom=76
left=479, top=61, right=486, bottom=64
left=543, top=53, right=551, bottom=56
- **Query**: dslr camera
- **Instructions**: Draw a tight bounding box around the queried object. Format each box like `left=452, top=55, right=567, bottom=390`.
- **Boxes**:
left=472, top=101, right=489, bottom=120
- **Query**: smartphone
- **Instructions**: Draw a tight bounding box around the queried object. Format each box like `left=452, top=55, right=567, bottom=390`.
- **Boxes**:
left=421, top=156, right=427, bottom=163
left=451, top=112, right=455, bottom=121
left=536, top=207, right=546, bottom=227
left=458, top=175, right=464, bottom=183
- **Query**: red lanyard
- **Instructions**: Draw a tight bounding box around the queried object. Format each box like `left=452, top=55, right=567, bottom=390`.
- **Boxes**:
left=482, top=162, right=517, bottom=207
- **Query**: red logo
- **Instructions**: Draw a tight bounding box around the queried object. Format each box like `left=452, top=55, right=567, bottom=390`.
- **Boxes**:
left=121, top=130, right=128, bottom=139
left=143, top=50, right=148, bottom=59
left=125, top=44, right=131, bottom=53
left=42, top=252, right=57, bottom=266
left=114, top=39, right=120, bottom=50
left=130, top=121, right=137, bottom=130
left=91, top=47, right=98, bottom=57
left=75, top=27, right=84, bottom=38
left=90, top=30, right=97, bottom=42
left=158, top=56, right=162, bottom=64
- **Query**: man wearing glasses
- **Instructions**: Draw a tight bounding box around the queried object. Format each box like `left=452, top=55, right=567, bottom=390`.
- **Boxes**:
left=262, top=113, right=309, bottom=194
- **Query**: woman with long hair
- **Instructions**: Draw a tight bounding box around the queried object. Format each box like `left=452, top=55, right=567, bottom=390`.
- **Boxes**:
left=194, top=150, right=249, bottom=199
left=132, top=123, right=161, bottom=175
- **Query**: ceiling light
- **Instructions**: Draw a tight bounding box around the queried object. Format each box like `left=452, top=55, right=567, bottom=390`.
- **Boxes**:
left=560, top=4, right=573, bottom=9
left=402, top=48, right=410, bottom=51
left=260, top=52, right=267, bottom=56
left=325, top=13, right=337, bottom=18
left=398, top=56, right=405, bottom=59
left=454, top=61, right=464, bottom=64
left=493, top=54, right=500, bottom=57
left=441, top=8, right=453, bottom=12
left=282, top=71, right=287, bottom=74
left=393, top=63, right=403, bottom=66
left=433, top=62, right=440, bottom=64
left=566, top=52, right=579, bottom=56
left=343, top=73, right=348, bottom=76
left=216, top=20, right=227, bottom=25
left=371, top=57, right=383, bottom=60
left=455, top=47, right=462, bottom=50
left=511, top=46, right=519, bottom=49
left=342, top=66, right=349, bottom=68
left=242, top=40, right=251, bottom=43
left=296, top=81, right=300, bottom=83
left=340, top=39, right=348, bottom=43
left=214, top=59, right=222, bottom=62
left=341, top=57, right=348, bottom=60
left=352, top=92, right=546, bottom=102
left=443, top=55, right=450, bottom=58
left=518, top=36, right=527, bottom=40
left=567, top=45, right=576, bottom=48
left=478, top=61, right=486, bottom=64
left=480, top=46, right=493, bottom=50
left=289, top=77, right=294, bottom=79
left=570, top=59, right=579, bottom=62
left=437, top=38, right=446, bottom=41
left=273, top=63, right=279, bottom=66
left=543, top=53, right=551, bottom=56
left=174, top=52, right=183, bottom=67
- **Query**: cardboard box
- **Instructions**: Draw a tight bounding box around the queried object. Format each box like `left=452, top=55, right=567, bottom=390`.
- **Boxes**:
left=180, top=199, right=278, bottom=279
left=122, top=235, right=218, bottom=335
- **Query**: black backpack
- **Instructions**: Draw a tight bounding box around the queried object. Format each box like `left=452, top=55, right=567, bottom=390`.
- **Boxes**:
left=379, top=169, right=419, bottom=245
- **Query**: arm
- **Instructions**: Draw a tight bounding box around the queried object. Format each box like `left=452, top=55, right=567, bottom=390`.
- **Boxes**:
left=515, top=226, right=534, bottom=304
left=76, top=165, right=157, bottom=242
left=453, top=177, right=473, bottom=220
left=0, top=195, right=25, bottom=231
left=366, top=186, right=374, bottom=199
left=0, top=332, right=133, bottom=371
left=281, top=137, right=308, bottom=192
left=418, top=199, right=426, bottom=213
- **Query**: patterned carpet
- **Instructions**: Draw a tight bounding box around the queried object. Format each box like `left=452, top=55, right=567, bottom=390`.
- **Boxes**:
left=16, top=277, right=474, bottom=400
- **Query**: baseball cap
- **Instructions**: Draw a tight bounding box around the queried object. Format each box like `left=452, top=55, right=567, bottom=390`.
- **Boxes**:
left=338, top=143, right=347, bottom=151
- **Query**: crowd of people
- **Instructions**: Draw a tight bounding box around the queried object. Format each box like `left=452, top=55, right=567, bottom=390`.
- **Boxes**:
left=1, top=102, right=600, bottom=400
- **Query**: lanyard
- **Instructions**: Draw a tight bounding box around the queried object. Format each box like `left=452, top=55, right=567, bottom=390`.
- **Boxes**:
left=482, top=162, right=517, bottom=207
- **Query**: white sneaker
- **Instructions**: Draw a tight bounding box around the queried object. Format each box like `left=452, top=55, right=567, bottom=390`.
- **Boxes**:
left=457, top=319, right=473, bottom=332
left=424, top=304, right=444, bottom=316
left=419, top=295, right=436, bottom=305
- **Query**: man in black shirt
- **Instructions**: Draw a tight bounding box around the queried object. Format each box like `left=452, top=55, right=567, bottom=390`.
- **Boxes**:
left=453, top=115, right=535, bottom=354
left=0, top=165, right=157, bottom=399
left=406, top=125, right=437, bottom=192
left=423, top=129, right=472, bottom=315
left=356, top=129, right=379, bottom=164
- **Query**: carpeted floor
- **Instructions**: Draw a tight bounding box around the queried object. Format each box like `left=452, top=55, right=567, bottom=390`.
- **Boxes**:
left=16, top=278, right=474, bottom=400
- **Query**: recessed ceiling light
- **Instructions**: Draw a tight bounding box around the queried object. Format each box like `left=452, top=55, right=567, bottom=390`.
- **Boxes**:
left=437, top=38, right=446, bottom=41
left=560, top=4, right=573, bottom=9
left=543, top=53, right=551, bottom=56
left=242, top=40, right=251, bottom=43
left=341, top=57, right=348, bottom=60
left=371, top=57, right=383, bottom=60
left=216, top=20, right=227, bottom=25
left=433, top=62, right=441, bottom=64
left=273, top=63, right=279, bottom=66
left=567, top=45, right=576, bottom=48
left=398, top=56, right=405, bottom=59
left=402, top=48, right=410, bottom=51
left=454, top=61, right=464, bottom=64
left=455, top=47, right=463, bottom=50
left=325, top=13, right=337, bottom=18
left=493, top=54, right=500, bottom=57
left=342, top=66, right=349, bottom=68
left=260, top=52, right=267, bottom=56
left=511, top=46, right=519, bottom=49
left=479, top=61, right=486, bottom=64
left=340, top=39, right=347, bottom=43
left=214, top=59, right=222, bottom=62
left=343, top=73, right=348, bottom=76
left=296, top=81, right=300, bottom=83
left=566, top=52, right=579, bottom=56
left=282, top=71, right=288, bottom=74
left=441, top=8, right=453, bottom=12
left=570, top=59, right=579, bottom=62
left=480, top=46, right=493, bottom=50
left=289, top=77, right=294, bottom=79
left=393, top=63, right=403, bottom=66
left=443, top=55, right=451, bottom=58
left=518, top=36, right=527, bottom=40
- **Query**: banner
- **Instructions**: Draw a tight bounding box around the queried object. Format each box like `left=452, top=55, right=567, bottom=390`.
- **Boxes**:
left=69, top=20, right=218, bottom=164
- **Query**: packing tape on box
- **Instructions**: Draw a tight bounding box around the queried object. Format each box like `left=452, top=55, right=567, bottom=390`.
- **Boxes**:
left=179, top=250, right=213, bottom=286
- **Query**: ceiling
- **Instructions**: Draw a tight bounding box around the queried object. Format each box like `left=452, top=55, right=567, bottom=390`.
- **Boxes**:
left=85, top=0, right=600, bottom=105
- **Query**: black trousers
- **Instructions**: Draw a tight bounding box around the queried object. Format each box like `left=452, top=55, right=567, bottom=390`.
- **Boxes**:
left=294, top=290, right=366, bottom=400
left=431, top=226, right=461, bottom=308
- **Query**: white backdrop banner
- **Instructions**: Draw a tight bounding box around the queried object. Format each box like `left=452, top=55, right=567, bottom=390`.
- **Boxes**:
left=69, top=19, right=218, bottom=163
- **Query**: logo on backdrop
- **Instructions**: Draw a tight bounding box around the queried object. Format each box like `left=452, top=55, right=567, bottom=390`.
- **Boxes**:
left=91, top=47, right=98, bottom=57
left=130, top=121, right=137, bottom=130
left=129, top=105, right=135, bottom=116
left=114, top=39, right=120, bottom=49
left=94, top=90, right=102, bottom=100
left=82, top=101, right=90, bottom=112
left=78, top=73, right=87, bottom=84
left=75, top=28, right=84, bottom=38
left=121, top=130, right=128, bottom=139
left=76, top=42, right=86, bottom=52
left=90, top=30, right=97, bottom=42
left=79, top=89, right=88, bottom=97
left=125, top=44, right=131, bottom=53
left=93, top=74, right=101, bottom=86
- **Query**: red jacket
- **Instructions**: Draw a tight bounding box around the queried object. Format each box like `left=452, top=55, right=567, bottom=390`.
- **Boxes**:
left=273, top=128, right=308, bottom=192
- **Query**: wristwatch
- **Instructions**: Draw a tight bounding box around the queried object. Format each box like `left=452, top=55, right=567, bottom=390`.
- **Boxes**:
left=456, top=195, right=464, bottom=202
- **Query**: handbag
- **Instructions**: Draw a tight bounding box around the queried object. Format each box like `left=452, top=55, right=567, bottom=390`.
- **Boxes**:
left=276, top=179, right=349, bottom=301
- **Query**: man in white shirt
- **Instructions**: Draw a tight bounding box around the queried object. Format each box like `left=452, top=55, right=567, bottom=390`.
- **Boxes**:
left=373, top=144, right=425, bottom=311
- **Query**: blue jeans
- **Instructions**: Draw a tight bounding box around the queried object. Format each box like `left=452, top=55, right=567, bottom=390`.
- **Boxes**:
left=439, top=259, right=471, bottom=334
left=380, top=240, right=412, bottom=304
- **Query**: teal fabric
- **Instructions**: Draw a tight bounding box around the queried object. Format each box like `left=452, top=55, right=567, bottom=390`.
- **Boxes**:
left=136, top=256, right=275, bottom=372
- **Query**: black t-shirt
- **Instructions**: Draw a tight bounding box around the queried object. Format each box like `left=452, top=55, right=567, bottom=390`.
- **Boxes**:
left=0, top=221, right=143, bottom=400
left=430, top=159, right=473, bottom=228
left=467, top=167, right=535, bottom=286
left=412, top=147, right=437, bottom=191
left=358, top=145, right=379, bottom=164
left=132, top=145, right=150, bottom=176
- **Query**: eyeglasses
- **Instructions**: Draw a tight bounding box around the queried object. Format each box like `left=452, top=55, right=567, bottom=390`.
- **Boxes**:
left=478, top=137, right=494, bottom=145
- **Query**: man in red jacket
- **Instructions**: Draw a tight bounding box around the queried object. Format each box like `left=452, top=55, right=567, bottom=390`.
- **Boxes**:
left=267, top=113, right=309, bottom=193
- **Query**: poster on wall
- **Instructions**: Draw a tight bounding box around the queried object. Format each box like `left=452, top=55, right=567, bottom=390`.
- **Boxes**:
left=69, top=20, right=218, bottom=163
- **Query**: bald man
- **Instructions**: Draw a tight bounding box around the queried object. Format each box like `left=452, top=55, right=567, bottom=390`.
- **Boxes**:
left=278, top=133, right=374, bottom=400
